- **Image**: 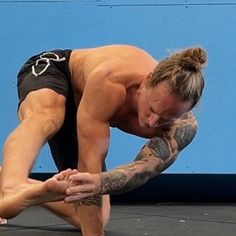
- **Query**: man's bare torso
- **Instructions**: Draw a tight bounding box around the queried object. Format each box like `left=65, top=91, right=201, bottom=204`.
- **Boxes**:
left=68, top=45, right=165, bottom=138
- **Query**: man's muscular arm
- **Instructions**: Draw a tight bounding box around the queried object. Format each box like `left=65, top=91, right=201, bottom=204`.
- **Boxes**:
left=74, top=66, right=126, bottom=235
left=65, top=112, right=197, bottom=200
left=100, top=112, right=197, bottom=194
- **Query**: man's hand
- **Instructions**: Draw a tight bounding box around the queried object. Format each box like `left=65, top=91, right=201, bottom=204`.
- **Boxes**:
left=64, top=170, right=102, bottom=203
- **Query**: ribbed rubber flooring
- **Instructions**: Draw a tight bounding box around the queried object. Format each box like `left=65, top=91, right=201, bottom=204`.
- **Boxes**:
left=1, top=203, right=236, bottom=236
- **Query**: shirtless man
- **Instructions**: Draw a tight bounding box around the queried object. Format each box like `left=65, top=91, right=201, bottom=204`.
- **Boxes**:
left=0, top=45, right=206, bottom=235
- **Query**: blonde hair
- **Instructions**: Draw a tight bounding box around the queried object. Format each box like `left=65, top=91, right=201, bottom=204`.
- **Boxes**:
left=149, top=47, right=207, bottom=108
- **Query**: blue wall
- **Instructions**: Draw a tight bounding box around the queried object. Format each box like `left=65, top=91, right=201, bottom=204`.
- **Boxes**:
left=0, top=0, right=235, bottom=173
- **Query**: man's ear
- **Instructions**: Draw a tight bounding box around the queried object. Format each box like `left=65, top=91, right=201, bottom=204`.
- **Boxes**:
left=147, top=72, right=153, bottom=81
left=140, top=72, right=153, bottom=89
left=144, top=72, right=153, bottom=86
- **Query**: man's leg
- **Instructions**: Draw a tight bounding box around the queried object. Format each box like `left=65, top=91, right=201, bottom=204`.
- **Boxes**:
left=47, top=104, right=111, bottom=232
left=0, top=89, right=67, bottom=219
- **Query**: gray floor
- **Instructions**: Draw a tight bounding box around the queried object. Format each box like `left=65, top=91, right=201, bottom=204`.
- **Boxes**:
left=1, top=203, right=236, bottom=236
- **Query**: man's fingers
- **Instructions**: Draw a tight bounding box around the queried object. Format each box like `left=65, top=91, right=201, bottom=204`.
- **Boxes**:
left=65, top=172, right=101, bottom=201
left=66, top=184, right=94, bottom=195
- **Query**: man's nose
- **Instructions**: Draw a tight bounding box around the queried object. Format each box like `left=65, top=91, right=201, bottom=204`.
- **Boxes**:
left=148, top=113, right=160, bottom=128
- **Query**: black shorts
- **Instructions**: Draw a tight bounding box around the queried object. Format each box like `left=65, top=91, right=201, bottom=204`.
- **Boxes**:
left=17, top=49, right=72, bottom=105
left=17, top=49, right=106, bottom=172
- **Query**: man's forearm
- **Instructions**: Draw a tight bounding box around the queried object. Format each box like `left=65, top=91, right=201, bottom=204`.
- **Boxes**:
left=100, top=165, right=152, bottom=195
left=100, top=148, right=168, bottom=195
left=99, top=135, right=178, bottom=195
left=100, top=116, right=197, bottom=195
left=65, top=114, right=197, bottom=204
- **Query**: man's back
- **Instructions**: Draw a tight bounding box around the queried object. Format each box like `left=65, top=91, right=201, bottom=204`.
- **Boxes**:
left=69, top=45, right=158, bottom=94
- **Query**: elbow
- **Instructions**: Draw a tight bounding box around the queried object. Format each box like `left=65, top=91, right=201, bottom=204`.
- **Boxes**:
left=174, top=125, right=197, bottom=151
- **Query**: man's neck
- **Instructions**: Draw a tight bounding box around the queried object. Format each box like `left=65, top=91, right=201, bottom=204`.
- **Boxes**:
left=127, top=85, right=140, bottom=114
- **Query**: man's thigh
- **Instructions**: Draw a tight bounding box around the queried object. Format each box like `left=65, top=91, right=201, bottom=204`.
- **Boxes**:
left=18, top=88, right=66, bottom=122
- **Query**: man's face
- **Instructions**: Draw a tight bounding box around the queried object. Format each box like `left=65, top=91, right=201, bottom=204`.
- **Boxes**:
left=137, top=81, right=192, bottom=128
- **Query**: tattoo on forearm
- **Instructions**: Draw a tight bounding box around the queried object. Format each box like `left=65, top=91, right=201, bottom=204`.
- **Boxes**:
left=100, top=113, right=197, bottom=195
left=77, top=196, right=102, bottom=207
left=101, top=171, right=127, bottom=194
left=101, top=169, right=151, bottom=195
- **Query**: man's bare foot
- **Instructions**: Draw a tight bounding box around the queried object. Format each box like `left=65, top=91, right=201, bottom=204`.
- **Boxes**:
left=0, top=169, right=72, bottom=219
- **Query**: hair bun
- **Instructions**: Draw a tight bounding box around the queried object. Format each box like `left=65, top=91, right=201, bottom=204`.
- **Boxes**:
left=179, top=47, right=207, bottom=71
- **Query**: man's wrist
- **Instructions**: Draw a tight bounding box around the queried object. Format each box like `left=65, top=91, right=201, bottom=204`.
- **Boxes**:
left=95, top=173, right=103, bottom=195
